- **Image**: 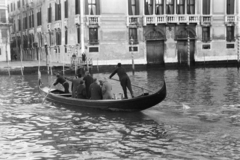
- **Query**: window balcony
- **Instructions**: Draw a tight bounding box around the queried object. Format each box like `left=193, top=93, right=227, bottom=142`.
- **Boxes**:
left=225, top=15, right=237, bottom=24
left=143, top=15, right=166, bottom=26
left=127, top=16, right=142, bottom=27
left=86, top=16, right=100, bottom=27
left=201, top=15, right=212, bottom=25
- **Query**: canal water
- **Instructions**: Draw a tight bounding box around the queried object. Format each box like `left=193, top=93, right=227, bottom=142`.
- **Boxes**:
left=1, top=67, right=240, bottom=160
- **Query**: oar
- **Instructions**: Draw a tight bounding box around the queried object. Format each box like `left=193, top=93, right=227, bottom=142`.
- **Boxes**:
left=42, top=82, right=55, bottom=104
left=110, top=78, right=153, bottom=93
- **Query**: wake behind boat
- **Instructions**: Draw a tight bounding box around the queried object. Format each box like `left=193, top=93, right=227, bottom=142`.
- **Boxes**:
left=39, top=80, right=166, bottom=112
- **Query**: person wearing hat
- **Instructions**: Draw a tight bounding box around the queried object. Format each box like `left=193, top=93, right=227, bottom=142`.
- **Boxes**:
left=99, top=77, right=112, bottom=99
left=109, top=63, right=134, bottom=99
left=89, top=78, right=103, bottom=100
left=53, top=73, right=70, bottom=93
left=83, top=71, right=94, bottom=99
left=65, top=73, right=83, bottom=98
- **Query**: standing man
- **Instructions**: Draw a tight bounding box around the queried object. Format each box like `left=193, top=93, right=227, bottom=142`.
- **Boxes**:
left=83, top=71, right=93, bottom=99
left=53, top=73, right=70, bottom=93
left=65, top=73, right=82, bottom=98
left=109, top=63, right=134, bottom=99
left=89, top=78, right=103, bottom=100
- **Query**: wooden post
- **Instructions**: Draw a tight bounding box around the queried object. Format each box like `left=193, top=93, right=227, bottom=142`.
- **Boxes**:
left=187, top=30, right=190, bottom=67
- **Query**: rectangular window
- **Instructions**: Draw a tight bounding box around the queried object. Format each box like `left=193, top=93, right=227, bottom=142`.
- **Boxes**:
left=187, top=0, right=195, bottom=14
left=202, top=0, right=210, bottom=15
left=128, top=0, right=139, bottom=15
left=37, top=8, right=42, bottom=26
left=31, top=10, right=34, bottom=28
left=155, top=0, right=164, bottom=15
left=145, top=0, right=153, bottom=15
left=177, top=0, right=185, bottom=14
left=202, top=44, right=211, bottom=49
left=75, top=0, right=80, bottom=14
left=65, top=0, right=68, bottom=18
left=226, top=26, right=235, bottom=42
left=227, top=0, right=234, bottom=14
left=48, top=4, right=52, bottom=23
left=166, top=0, right=174, bottom=14
left=0, top=9, right=6, bottom=23
left=18, top=18, right=21, bottom=31
left=226, top=44, right=234, bottom=48
left=85, top=0, right=100, bottom=15
left=89, top=28, right=98, bottom=44
left=88, top=0, right=96, bottom=15
left=202, top=27, right=210, bottom=42
left=89, top=47, right=99, bottom=52
left=65, top=29, right=68, bottom=44
left=55, top=2, right=61, bottom=21
left=129, top=28, right=138, bottom=44
left=77, top=27, right=80, bottom=44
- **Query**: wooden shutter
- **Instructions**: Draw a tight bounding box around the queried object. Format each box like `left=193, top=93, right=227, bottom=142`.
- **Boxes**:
left=128, top=0, right=133, bottom=15
left=85, top=0, right=89, bottom=15
left=203, top=0, right=210, bottom=15
left=55, top=3, right=58, bottom=20
left=59, top=3, right=61, bottom=20
left=135, top=0, right=139, bottom=15
left=65, top=0, right=68, bottom=18
left=227, top=0, right=234, bottom=14
left=96, top=0, right=100, bottom=15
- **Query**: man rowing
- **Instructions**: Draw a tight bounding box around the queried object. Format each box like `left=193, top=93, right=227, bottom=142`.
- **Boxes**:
left=53, top=73, right=70, bottom=93
left=109, top=63, right=134, bottom=99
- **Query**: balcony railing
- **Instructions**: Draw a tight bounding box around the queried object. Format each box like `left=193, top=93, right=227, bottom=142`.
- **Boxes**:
left=225, top=15, right=237, bottom=23
left=127, top=16, right=142, bottom=26
left=86, top=16, right=100, bottom=26
left=201, top=15, right=212, bottom=25
left=143, top=15, right=200, bottom=26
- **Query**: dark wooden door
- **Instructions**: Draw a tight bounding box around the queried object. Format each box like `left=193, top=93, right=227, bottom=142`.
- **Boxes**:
left=146, top=41, right=164, bottom=65
left=177, top=40, right=195, bottom=65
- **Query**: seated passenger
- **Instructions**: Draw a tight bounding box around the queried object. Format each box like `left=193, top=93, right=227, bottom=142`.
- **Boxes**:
left=76, top=80, right=87, bottom=99
left=99, top=77, right=112, bottom=99
left=89, top=78, right=103, bottom=100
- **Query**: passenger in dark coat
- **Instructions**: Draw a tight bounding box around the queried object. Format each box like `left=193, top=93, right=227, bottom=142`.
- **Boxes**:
left=53, top=73, right=70, bottom=93
left=109, top=63, right=134, bottom=99
left=89, top=78, right=103, bottom=100
left=83, top=71, right=93, bottom=99
left=76, top=80, right=86, bottom=99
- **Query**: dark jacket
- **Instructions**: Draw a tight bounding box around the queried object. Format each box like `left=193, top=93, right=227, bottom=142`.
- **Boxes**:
left=83, top=75, right=94, bottom=98
left=109, top=67, right=128, bottom=80
left=89, top=82, right=103, bottom=100
left=76, top=84, right=86, bottom=99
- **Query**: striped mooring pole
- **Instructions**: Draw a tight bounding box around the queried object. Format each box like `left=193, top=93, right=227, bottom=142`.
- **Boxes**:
left=187, top=32, right=190, bottom=67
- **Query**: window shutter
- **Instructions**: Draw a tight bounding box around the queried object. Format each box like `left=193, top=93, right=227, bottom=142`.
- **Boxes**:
left=229, top=0, right=234, bottom=14
left=203, top=0, right=210, bottom=15
left=65, top=0, right=68, bottom=18
left=59, top=3, right=61, bottom=20
left=135, top=0, right=139, bottom=15
left=96, top=0, right=100, bottom=15
left=85, top=0, right=89, bottom=15
left=128, top=0, right=132, bottom=15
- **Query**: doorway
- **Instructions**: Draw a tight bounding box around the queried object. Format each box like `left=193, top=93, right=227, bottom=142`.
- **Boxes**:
left=146, top=40, right=164, bottom=65
left=177, top=40, right=195, bottom=65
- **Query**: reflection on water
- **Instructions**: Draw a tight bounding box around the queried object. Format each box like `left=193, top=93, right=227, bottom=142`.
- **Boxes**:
left=1, top=67, right=240, bottom=159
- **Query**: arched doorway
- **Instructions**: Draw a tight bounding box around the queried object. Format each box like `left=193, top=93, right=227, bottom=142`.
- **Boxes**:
left=176, top=28, right=196, bottom=65
left=145, top=28, right=165, bottom=65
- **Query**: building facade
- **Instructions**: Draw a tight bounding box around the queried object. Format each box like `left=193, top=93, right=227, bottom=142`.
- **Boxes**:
left=8, top=0, right=240, bottom=66
left=0, top=0, right=10, bottom=62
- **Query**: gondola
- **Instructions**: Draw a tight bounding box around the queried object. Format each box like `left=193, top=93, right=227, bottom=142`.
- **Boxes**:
left=39, top=80, right=166, bottom=112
